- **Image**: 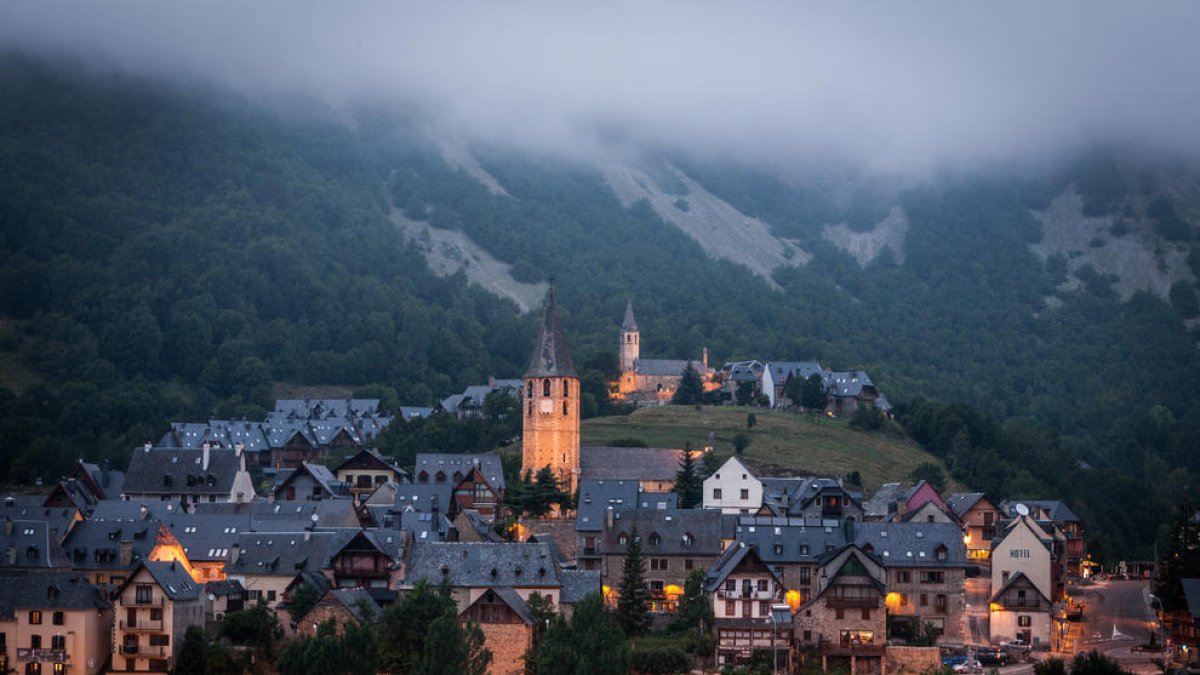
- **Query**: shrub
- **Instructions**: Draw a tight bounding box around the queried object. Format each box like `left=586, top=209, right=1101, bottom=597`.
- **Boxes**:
left=630, top=647, right=691, bottom=674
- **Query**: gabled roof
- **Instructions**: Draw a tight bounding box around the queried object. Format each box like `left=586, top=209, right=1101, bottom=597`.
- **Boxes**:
left=1011, top=500, right=1082, bottom=524
left=414, top=454, right=506, bottom=492
left=271, top=462, right=349, bottom=499
left=122, top=446, right=247, bottom=496
left=622, top=300, right=638, bottom=331
left=206, top=579, right=244, bottom=597
left=732, top=516, right=850, bottom=563
left=61, top=519, right=162, bottom=571
left=525, top=287, right=577, bottom=378
left=139, top=560, right=202, bottom=601
left=945, top=492, right=989, bottom=519
left=703, top=542, right=781, bottom=592
left=560, top=569, right=602, bottom=605
left=862, top=483, right=904, bottom=520
left=321, top=587, right=382, bottom=623
left=228, top=530, right=341, bottom=577
left=0, top=518, right=70, bottom=569
left=193, top=499, right=362, bottom=530
left=634, top=359, right=706, bottom=377
left=723, top=360, right=765, bottom=381
left=603, top=509, right=728, bottom=556
left=853, top=522, right=967, bottom=568
left=580, top=447, right=683, bottom=482
left=764, top=361, right=824, bottom=383
left=2, top=495, right=79, bottom=542
left=826, top=371, right=876, bottom=398
left=989, top=570, right=1050, bottom=604
left=334, top=449, right=406, bottom=477
left=462, top=587, right=535, bottom=624
left=398, top=406, right=433, bottom=421
left=0, top=571, right=110, bottom=619
left=404, top=542, right=560, bottom=589
left=575, top=479, right=643, bottom=533
left=273, top=399, right=384, bottom=419
left=812, top=544, right=887, bottom=598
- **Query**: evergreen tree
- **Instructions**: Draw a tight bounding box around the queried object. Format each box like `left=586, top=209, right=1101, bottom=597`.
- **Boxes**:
left=286, top=580, right=321, bottom=624
left=674, top=568, right=713, bottom=633
left=537, top=593, right=630, bottom=675
left=732, top=432, right=751, bottom=455
left=699, top=451, right=722, bottom=480
left=746, top=413, right=757, bottom=431
left=523, top=592, right=558, bottom=675
left=908, top=462, right=947, bottom=493
left=617, top=526, right=651, bottom=636
left=377, top=580, right=457, bottom=674
left=673, top=448, right=703, bottom=509
left=672, top=363, right=705, bottom=405
left=1155, top=493, right=1200, bottom=612
left=418, top=609, right=492, bottom=675
left=530, top=466, right=570, bottom=516
left=800, top=373, right=828, bottom=411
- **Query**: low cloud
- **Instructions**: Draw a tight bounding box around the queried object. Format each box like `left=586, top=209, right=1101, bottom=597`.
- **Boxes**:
left=3, top=1, right=1199, bottom=170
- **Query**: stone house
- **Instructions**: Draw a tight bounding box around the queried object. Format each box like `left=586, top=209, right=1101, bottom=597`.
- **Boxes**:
left=295, top=588, right=381, bottom=638
left=855, top=522, right=968, bottom=640
left=703, top=456, right=764, bottom=515
left=574, top=479, right=676, bottom=572
left=400, top=541, right=563, bottom=612
left=0, top=570, right=112, bottom=675
left=226, top=530, right=338, bottom=610
left=730, top=515, right=850, bottom=608
left=459, top=588, right=536, bottom=675
left=600, top=509, right=729, bottom=613
left=111, top=561, right=205, bottom=675
left=704, top=542, right=792, bottom=668
left=762, top=361, right=825, bottom=408
left=794, top=545, right=887, bottom=675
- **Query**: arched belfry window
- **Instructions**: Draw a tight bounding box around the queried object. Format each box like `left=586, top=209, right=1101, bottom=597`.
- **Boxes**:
left=563, top=401, right=568, bottom=416
left=626, top=335, right=631, bottom=343
left=527, top=381, right=533, bottom=398
left=543, top=379, right=551, bottom=397
left=563, top=381, right=569, bottom=397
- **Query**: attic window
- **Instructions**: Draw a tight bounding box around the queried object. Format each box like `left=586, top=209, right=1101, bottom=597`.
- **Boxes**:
left=618, top=533, right=628, bottom=546
left=681, top=533, right=694, bottom=548
left=648, top=533, right=660, bottom=547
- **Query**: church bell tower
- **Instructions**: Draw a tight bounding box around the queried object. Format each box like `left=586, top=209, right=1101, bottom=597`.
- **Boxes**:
left=522, top=286, right=581, bottom=495
left=619, top=299, right=640, bottom=373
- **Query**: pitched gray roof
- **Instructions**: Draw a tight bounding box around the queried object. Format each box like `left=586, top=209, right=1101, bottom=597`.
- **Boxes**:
left=62, top=519, right=162, bottom=571
left=559, top=569, right=602, bottom=605
left=732, top=516, right=851, bottom=563
left=2, top=495, right=79, bottom=542
left=193, top=499, right=362, bottom=530
left=1019, top=500, right=1082, bottom=524
left=575, top=479, right=672, bottom=533
left=273, top=399, right=384, bottom=419
left=622, top=300, right=638, bottom=331
left=414, top=454, right=506, bottom=491
left=580, top=447, right=683, bottom=482
left=271, top=462, right=350, bottom=499
left=0, top=517, right=70, bottom=569
left=603, top=509, right=729, bottom=556
left=404, top=542, right=560, bottom=589
left=142, top=560, right=202, bottom=601
left=399, top=406, right=434, bottom=421
left=525, top=287, right=577, bottom=378
left=764, top=361, right=824, bottom=382
left=862, top=483, right=904, bottom=519
left=323, top=587, right=382, bottom=623
left=703, top=541, right=781, bottom=592
left=441, top=382, right=520, bottom=415
left=853, top=522, right=967, bottom=568
left=228, top=530, right=341, bottom=577
left=634, top=359, right=705, bottom=377
left=827, top=371, right=877, bottom=398
left=122, top=446, right=247, bottom=497
left=945, top=493, right=987, bottom=520
left=0, top=571, right=110, bottom=619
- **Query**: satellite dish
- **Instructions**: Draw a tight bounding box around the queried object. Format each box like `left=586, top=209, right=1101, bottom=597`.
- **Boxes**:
left=1015, top=503, right=1029, bottom=517
left=311, top=513, right=320, bottom=523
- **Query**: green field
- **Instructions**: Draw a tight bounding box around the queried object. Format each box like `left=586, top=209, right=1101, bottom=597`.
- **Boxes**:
left=581, top=406, right=948, bottom=491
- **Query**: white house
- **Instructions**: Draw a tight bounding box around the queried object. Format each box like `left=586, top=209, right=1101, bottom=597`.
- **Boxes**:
left=989, top=508, right=1057, bottom=648
left=760, top=361, right=824, bottom=408
left=703, top=456, right=763, bottom=515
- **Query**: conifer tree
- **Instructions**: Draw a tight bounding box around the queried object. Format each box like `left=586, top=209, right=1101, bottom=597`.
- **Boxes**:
left=673, top=447, right=703, bottom=509
left=617, top=526, right=651, bottom=636
left=672, top=363, right=705, bottom=405
left=1155, top=493, right=1200, bottom=612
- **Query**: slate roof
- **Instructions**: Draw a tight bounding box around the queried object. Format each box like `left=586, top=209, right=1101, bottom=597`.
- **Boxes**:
left=159, top=421, right=271, bottom=452
left=399, top=406, right=434, bottom=421
left=826, top=371, right=876, bottom=398
left=525, top=287, right=577, bottom=378
left=723, top=360, right=765, bottom=382
left=322, top=587, right=382, bottom=623
left=989, top=570, right=1049, bottom=604
left=603, top=509, right=729, bottom=556
left=271, top=462, right=350, bottom=499
left=732, top=516, right=851, bottom=564
left=228, top=531, right=341, bottom=577
left=403, top=542, right=560, bottom=589
left=273, top=399, right=384, bottom=419
left=61, top=519, right=162, bottom=571
left=634, top=359, right=706, bottom=377
left=1, top=495, right=79, bottom=542
left=414, top=454, right=506, bottom=492
left=853, top=522, right=967, bottom=568
left=560, top=569, right=602, bottom=605
left=580, top=447, right=683, bottom=482
left=0, top=570, right=110, bottom=619
left=862, top=483, right=904, bottom=520
left=1017, top=500, right=1082, bottom=524
left=622, top=300, right=638, bottom=331
left=334, top=449, right=407, bottom=477
left=141, top=560, right=202, bottom=601
left=235, top=500, right=362, bottom=531
left=945, top=493, right=987, bottom=520
left=576, top=479, right=644, bottom=532
left=0, top=517, right=70, bottom=569
left=703, top=541, right=781, bottom=592
left=122, top=446, right=247, bottom=497
left=206, top=579, right=245, bottom=597
left=440, top=382, right=520, bottom=415
left=764, top=361, right=824, bottom=383
left=77, top=461, right=126, bottom=500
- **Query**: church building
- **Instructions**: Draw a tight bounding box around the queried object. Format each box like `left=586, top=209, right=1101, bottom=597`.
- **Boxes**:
left=522, top=287, right=582, bottom=495
left=615, top=300, right=715, bottom=403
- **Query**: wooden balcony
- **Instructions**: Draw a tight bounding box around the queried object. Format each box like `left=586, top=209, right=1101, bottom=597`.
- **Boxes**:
left=826, top=596, right=880, bottom=609
left=119, top=618, right=165, bottom=631
left=717, top=589, right=776, bottom=601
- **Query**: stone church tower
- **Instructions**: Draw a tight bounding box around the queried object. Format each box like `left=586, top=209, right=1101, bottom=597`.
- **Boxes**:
left=522, top=287, right=581, bottom=495
left=619, top=299, right=640, bottom=373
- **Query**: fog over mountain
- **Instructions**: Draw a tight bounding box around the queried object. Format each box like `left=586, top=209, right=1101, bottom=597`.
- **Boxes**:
left=3, top=1, right=1200, bottom=171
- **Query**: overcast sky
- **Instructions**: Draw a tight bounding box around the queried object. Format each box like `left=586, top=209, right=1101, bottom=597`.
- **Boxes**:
left=3, top=1, right=1199, bottom=171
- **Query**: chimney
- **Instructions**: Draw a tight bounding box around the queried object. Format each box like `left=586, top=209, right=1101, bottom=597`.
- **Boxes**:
left=119, top=540, right=133, bottom=568
left=234, top=441, right=245, bottom=457
left=4, top=516, right=12, bottom=536
left=606, top=506, right=614, bottom=530
left=202, top=442, right=211, bottom=471
left=138, top=505, right=149, bottom=521
left=230, top=543, right=241, bottom=566
left=703, top=347, right=709, bottom=369
left=144, top=443, right=152, bottom=453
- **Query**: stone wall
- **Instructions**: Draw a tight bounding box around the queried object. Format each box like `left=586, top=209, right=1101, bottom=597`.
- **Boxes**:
left=295, top=603, right=355, bottom=638
left=479, top=622, right=532, bottom=675
left=885, top=646, right=940, bottom=675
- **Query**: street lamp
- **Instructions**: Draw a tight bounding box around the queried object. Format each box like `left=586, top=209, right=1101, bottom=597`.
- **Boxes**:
left=1147, top=593, right=1166, bottom=651
left=769, top=603, right=791, bottom=675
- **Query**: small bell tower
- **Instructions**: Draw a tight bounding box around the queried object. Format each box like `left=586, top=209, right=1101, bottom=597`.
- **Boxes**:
left=619, top=299, right=640, bottom=374
left=522, top=285, right=581, bottom=495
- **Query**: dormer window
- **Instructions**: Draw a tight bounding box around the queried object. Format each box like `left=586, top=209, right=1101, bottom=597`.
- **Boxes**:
left=648, top=533, right=661, bottom=547
left=681, top=533, right=694, bottom=548
left=936, top=545, right=948, bottom=561
left=618, top=532, right=628, bottom=546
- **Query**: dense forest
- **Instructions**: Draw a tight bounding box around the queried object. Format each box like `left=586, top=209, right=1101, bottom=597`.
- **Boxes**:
left=1, top=57, right=1198, bottom=559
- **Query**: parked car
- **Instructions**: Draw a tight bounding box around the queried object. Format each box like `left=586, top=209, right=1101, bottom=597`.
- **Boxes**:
left=953, top=659, right=983, bottom=673
left=1001, top=639, right=1031, bottom=651
left=942, top=656, right=968, bottom=668
left=977, top=648, right=1010, bottom=666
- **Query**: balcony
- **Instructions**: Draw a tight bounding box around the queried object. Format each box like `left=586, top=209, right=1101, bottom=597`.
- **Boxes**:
left=119, top=645, right=168, bottom=657
left=119, top=618, right=165, bottom=631
left=130, top=596, right=164, bottom=607
left=718, top=589, right=776, bottom=601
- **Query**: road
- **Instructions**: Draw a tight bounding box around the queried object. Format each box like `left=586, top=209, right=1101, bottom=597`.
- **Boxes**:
left=959, top=579, right=1163, bottom=675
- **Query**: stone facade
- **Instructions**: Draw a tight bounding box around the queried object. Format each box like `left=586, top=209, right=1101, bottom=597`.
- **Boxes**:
left=521, top=289, right=581, bottom=495
left=476, top=621, right=532, bottom=675
left=885, top=646, right=941, bottom=675
left=882, top=566, right=966, bottom=640
left=295, top=600, right=358, bottom=638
